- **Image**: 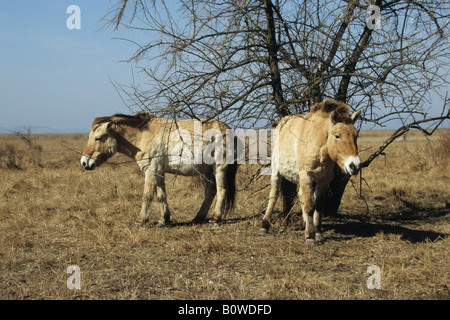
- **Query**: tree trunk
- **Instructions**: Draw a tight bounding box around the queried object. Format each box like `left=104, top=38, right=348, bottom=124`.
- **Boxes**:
left=263, top=0, right=289, bottom=117
left=324, top=1, right=382, bottom=216
left=323, top=166, right=349, bottom=217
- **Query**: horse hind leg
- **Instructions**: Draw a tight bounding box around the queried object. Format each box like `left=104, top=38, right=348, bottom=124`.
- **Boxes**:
left=155, top=175, right=170, bottom=228
left=192, top=174, right=216, bottom=224
left=259, top=173, right=281, bottom=235
left=209, top=168, right=227, bottom=226
left=312, top=184, right=327, bottom=242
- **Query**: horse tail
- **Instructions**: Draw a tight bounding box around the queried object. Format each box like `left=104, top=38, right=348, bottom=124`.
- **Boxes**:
left=225, top=163, right=238, bottom=215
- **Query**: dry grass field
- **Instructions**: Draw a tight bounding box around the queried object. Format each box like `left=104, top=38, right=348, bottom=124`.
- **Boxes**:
left=0, top=129, right=449, bottom=300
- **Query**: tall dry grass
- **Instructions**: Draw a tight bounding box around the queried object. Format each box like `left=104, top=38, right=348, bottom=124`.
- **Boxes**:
left=0, top=130, right=448, bottom=299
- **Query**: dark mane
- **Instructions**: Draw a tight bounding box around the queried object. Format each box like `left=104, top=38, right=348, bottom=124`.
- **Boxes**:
left=92, top=112, right=155, bottom=130
left=310, top=100, right=352, bottom=123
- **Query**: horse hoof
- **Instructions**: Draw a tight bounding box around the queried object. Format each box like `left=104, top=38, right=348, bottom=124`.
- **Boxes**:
left=208, top=220, right=219, bottom=227
left=258, top=228, right=268, bottom=236
left=306, top=238, right=316, bottom=245
left=155, top=221, right=165, bottom=228
left=315, top=233, right=324, bottom=242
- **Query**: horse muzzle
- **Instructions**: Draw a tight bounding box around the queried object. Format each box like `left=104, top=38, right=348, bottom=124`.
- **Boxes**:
left=344, top=156, right=361, bottom=176
left=80, top=155, right=96, bottom=170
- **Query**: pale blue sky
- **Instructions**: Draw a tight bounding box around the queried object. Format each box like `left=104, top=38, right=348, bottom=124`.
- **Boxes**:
left=0, top=2, right=448, bottom=133
left=0, top=1, right=147, bottom=133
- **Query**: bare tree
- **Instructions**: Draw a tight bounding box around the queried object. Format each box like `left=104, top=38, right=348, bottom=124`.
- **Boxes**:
left=105, top=0, right=449, bottom=215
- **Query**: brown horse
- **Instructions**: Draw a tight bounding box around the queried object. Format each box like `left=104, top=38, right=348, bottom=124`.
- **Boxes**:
left=259, top=100, right=361, bottom=244
left=80, top=113, right=238, bottom=227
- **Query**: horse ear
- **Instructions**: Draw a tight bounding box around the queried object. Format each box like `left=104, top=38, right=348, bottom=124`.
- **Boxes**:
left=101, top=121, right=112, bottom=132
left=350, top=110, right=361, bottom=124
left=330, top=111, right=339, bottom=125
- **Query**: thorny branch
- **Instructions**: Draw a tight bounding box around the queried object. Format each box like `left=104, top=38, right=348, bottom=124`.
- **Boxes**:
left=361, top=98, right=450, bottom=169
left=104, top=0, right=450, bottom=215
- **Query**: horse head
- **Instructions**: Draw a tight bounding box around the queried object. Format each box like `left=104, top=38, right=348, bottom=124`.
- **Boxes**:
left=80, top=120, right=117, bottom=170
left=327, top=110, right=361, bottom=176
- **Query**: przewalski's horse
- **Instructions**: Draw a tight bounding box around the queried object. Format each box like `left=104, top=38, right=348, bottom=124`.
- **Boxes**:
left=259, top=100, right=361, bottom=244
left=80, top=113, right=238, bottom=227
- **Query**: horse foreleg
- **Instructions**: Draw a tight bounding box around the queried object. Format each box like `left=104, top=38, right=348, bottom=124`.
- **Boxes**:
left=192, top=173, right=216, bottom=224
left=299, top=178, right=315, bottom=244
left=134, top=171, right=156, bottom=228
left=259, top=173, right=281, bottom=235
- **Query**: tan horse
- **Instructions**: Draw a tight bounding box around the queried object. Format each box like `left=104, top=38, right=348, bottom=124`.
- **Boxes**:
left=80, top=113, right=238, bottom=227
left=259, top=100, right=361, bottom=244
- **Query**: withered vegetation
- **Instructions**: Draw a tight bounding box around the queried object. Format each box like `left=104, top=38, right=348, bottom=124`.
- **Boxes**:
left=0, top=130, right=448, bottom=299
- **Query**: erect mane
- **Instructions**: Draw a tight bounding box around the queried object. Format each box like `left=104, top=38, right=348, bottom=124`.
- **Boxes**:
left=309, top=100, right=353, bottom=123
left=92, top=112, right=155, bottom=131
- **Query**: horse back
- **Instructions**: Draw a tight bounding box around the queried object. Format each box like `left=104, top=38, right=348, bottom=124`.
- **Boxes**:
left=141, top=118, right=230, bottom=175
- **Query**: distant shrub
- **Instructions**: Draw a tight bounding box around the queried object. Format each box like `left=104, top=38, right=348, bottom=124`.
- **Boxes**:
left=0, top=143, right=23, bottom=169
left=0, top=129, right=43, bottom=169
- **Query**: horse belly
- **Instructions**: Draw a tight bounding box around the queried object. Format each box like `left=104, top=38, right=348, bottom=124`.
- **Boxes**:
left=276, top=142, right=299, bottom=184
left=278, top=158, right=299, bottom=184
left=164, top=162, right=211, bottom=176
left=274, top=118, right=302, bottom=184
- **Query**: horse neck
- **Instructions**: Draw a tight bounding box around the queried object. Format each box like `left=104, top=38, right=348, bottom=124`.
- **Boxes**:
left=320, top=121, right=335, bottom=163
left=114, top=126, right=143, bottom=160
